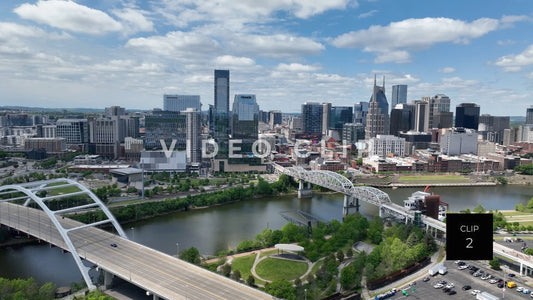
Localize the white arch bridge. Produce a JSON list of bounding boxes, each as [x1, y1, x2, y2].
[[0, 178, 272, 300]]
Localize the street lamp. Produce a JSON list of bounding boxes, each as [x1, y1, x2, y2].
[[502, 265, 508, 299], [176, 242, 180, 256]]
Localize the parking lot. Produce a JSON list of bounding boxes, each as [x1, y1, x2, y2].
[[388, 260, 532, 300]]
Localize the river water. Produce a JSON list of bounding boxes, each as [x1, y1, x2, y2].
[[0, 185, 531, 286]]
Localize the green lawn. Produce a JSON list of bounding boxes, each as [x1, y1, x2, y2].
[[397, 175, 470, 183], [231, 254, 256, 281], [502, 211, 532, 216], [255, 258, 308, 281], [46, 182, 82, 195]]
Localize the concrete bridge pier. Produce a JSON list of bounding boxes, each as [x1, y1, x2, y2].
[[343, 195, 359, 216], [297, 180, 312, 198], [103, 270, 114, 290]]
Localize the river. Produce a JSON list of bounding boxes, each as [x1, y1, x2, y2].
[[0, 185, 531, 286]]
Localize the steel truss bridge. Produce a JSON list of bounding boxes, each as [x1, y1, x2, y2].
[[0, 179, 271, 300], [273, 163, 446, 234]]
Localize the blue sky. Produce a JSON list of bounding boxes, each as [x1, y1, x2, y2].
[[1, 0, 532, 115]]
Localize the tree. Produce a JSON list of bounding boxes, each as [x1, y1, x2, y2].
[[525, 248, 533, 256], [367, 217, 384, 244], [179, 247, 201, 265], [231, 269, 241, 282], [220, 264, 232, 277], [473, 204, 486, 214], [246, 275, 255, 286], [346, 248, 353, 259], [336, 250, 345, 262], [265, 280, 296, 300], [489, 258, 501, 270]]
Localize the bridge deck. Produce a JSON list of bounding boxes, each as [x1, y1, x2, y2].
[[0, 202, 272, 300]]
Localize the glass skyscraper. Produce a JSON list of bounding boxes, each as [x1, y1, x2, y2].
[[329, 106, 353, 130], [391, 85, 407, 112], [301, 102, 323, 134], [455, 103, 480, 130], [214, 70, 230, 158]]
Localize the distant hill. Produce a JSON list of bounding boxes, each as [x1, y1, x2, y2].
[[0, 106, 146, 113]]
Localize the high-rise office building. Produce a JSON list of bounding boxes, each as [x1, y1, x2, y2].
[[322, 102, 332, 135], [232, 95, 260, 164], [368, 76, 389, 118], [365, 76, 389, 139], [164, 95, 201, 112], [414, 100, 430, 132], [105, 106, 126, 116], [424, 94, 452, 129], [391, 85, 408, 111], [184, 108, 202, 164], [89, 117, 124, 158], [353, 101, 369, 126], [390, 103, 415, 136], [526, 106, 533, 125], [144, 111, 186, 151], [329, 106, 353, 130], [342, 123, 365, 144], [269, 110, 282, 128], [302, 102, 323, 134], [56, 119, 89, 146], [478, 114, 510, 144], [455, 103, 480, 130], [214, 70, 230, 158]]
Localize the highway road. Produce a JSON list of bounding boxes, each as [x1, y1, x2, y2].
[[0, 202, 273, 300]]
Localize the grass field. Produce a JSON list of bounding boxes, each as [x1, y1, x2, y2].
[[310, 259, 324, 275], [231, 254, 256, 281], [397, 175, 470, 183], [255, 258, 308, 281], [259, 250, 277, 258], [46, 182, 82, 196], [501, 211, 531, 217]]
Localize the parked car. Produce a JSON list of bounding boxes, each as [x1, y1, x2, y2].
[[471, 290, 481, 295], [423, 276, 430, 282], [448, 290, 456, 295], [462, 285, 471, 291]]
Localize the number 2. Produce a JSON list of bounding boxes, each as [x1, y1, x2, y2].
[[466, 238, 473, 248]]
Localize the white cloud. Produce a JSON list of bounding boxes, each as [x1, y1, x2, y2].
[[375, 50, 410, 64], [358, 10, 378, 19], [276, 63, 321, 72], [493, 44, 533, 72], [14, 0, 122, 35], [439, 67, 456, 74], [500, 15, 532, 28], [331, 17, 500, 63], [214, 55, 255, 67], [155, 0, 353, 28], [497, 40, 516, 46], [229, 33, 325, 58], [112, 8, 154, 35], [125, 31, 220, 57]]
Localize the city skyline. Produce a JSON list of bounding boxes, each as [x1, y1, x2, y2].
[[1, 1, 533, 115]]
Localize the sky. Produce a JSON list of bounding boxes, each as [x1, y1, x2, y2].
[[1, 0, 533, 116]]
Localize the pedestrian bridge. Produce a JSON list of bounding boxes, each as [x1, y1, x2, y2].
[[0, 179, 271, 300]]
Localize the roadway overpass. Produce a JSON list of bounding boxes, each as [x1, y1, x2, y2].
[[0, 179, 272, 300]]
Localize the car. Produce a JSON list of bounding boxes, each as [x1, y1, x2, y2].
[[458, 265, 468, 270], [531, 293, 533, 298], [498, 283, 504, 288], [471, 290, 481, 295], [445, 283, 454, 289], [438, 280, 447, 285], [462, 285, 471, 291], [517, 287, 524, 292], [423, 276, 430, 282], [110, 243, 117, 248], [458, 261, 466, 266], [508, 273, 516, 277], [454, 260, 462, 264], [443, 287, 450, 293], [448, 290, 456, 295], [434, 283, 444, 289], [523, 288, 531, 294], [489, 279, 498, 284], [508, 282, 517, 288]]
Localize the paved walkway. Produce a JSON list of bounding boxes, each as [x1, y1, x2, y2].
[[251, 252, 313, 283]]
